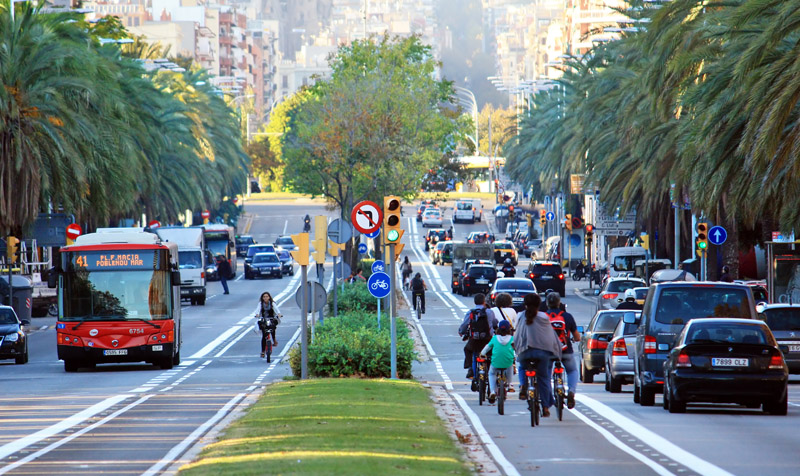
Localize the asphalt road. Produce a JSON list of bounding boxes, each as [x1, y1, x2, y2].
[[2, 199, 800, 476]]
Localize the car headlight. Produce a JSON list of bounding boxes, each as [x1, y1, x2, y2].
[[6, 331, 21, 342]]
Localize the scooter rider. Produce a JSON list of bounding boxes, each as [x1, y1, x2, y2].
[[615, 289, 643, 310], [501, 258, 516, 277]]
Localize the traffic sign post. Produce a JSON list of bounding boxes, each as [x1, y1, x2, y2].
[[351, 201, 383, 235], [368, 271, 391, 332], [358, 243, 368, 254], [371, 260, 385, 274], [709, 226, 727, 245], [546, 211, 555, 221], [65, 223, 82, 243]]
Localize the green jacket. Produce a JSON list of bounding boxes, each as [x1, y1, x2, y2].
[[481, 335, 515, 369]]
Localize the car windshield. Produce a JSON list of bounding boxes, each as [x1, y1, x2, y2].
[[496, 279, 534, 290], [178, 251, 202, 269], [248, 246, 273, 257], [276, 238, 294, 246], [277, 250, 291, 260], [425, 210, 440, 217], [253, 254, 279, 264], [594, 312, 624, 332], [751, 287, 768, 301], [469, 266, 496, 278], [436, 242, 446, 250], [443, 244, 453, 252], [635, 288, 648, 299], [607, 280, 645, 293], [457, 202, 472, 210], [533, 264, 561, 274], [613, 255, 644, 272], [494, 242, 512, 250], [0, 308, 18, 324], [237, 236, 254, 245], [62, 269, 171, 321], [764, 308, 800, 331], [655, 287, 751, 324], [687, 323, 771, 345]]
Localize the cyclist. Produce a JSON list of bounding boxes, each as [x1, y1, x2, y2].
[[459, 293, 499, 385], [480, 320, 515, 404], [410, 272, 427, 315], [500, 258, 516, 277], [514, 293, 562, 416], [544, 292, 580, 409], [253, 292, 282, 361]]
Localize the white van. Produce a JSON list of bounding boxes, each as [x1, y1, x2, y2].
[[155, 227, 207, 305], [607, 246, 648, 278], [454, 199, 483, 224]]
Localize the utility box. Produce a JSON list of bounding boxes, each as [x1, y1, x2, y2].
[[0, 275, 33, 322]]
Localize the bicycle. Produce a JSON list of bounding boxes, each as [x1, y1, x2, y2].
[[476, 355, 490, 405], [496, 367, 510, 415], [524, 358, 542, 427], [415, 294, 422, 320], [552, 359, 566, 421]]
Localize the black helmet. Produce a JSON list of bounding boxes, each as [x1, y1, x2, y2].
[[546, 292, 561, 309]]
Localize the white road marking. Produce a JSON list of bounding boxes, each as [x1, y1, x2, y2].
[[188, 326, 242, 359], [0, 394, 132, 461], [576, 394, 735, 476], [451, 393, 521, 476], [282, 220, 288, 235]]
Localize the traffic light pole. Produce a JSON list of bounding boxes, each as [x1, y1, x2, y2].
[[300, 264, 308, 379], [389, 242, 397, 380]]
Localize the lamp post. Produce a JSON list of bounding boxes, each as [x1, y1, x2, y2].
[[454, 86, 478, 153]]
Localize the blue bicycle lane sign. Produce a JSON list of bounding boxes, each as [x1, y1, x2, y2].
[[367, 272, 391, 299]]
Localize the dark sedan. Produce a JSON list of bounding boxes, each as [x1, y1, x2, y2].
[[277, 250, 294, 275], [246, 252, 283, 279], [662, 318, 787, 414], [0, 306, 28, 364], [527, 261, 566, 297], [579, 310, 626, 383], [758, 303, 800, 373], [488, 278, 537, 312]]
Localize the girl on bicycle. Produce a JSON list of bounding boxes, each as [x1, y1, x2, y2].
[[480, 320, 515, 404], [253, 292, 282, 360], [513, 293, 562, 416]]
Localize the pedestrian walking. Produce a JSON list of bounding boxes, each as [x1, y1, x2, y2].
[[216, 255, 232, 294]]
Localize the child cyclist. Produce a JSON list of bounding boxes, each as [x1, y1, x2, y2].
[[480, 320, 515, 404]]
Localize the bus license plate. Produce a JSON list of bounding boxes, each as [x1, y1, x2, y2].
[[103, 349, 128, 356], [712, 357, 748, 367], [152, 345, 163, 351]]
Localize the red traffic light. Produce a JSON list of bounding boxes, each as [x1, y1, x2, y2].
[[508, 205, 514, 212], [585, 224, 594, 233], [540, 209, 546, 217]]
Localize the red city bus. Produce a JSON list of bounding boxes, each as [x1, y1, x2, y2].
[[202, 224, 237, 278], [55, 230, 182, 372]]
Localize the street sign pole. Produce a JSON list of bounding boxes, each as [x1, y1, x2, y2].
[[390, 242, 397, 379], [377, 297, 381, 331], [317, 263, 324, 325], [310, 276, 315, 343], [300, 265, 308, 379], [332, 254, 338, 317]]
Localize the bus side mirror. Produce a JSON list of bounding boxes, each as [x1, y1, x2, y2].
[[172, 271, 182, 286]]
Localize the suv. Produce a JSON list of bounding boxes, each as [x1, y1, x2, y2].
[[757, 303, 800, 373], [526, 261, 565, 297], [597, 277, 647, 311], [235, 235, 255, 257], [453, 258, 492, 293], [461, 264, 497, 296], [633, 282, 756, 406]]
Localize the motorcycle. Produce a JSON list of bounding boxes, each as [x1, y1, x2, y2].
[[571, 264, 587, 281]]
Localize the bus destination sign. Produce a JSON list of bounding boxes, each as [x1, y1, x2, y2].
[[71, 251, 158, 270]]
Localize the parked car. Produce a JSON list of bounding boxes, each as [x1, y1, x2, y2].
[[245, 244, 276, 277], [235, 235, 255, 257], [493, 241, 518, 266], [461, 264, 497, 296], [424, 228, 448, 251], [246, 252, 283, 279], [276, 249, 294, 275], [526, 261, 566, 297], [488, 278, 537, 312], [604, 312, 641, 392], [596, 277, 648, 311], [633, 282, 757, 406], [579, 310, 627, 383], [662, 318, 787, 414], [273, 235, 297, 251], [758, 303, 800, 373], [0, 305, 28, 364], [422, 208, 443, 228], [431, 241, 447, 264]]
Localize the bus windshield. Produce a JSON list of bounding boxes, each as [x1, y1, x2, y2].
[[207, 240, 228, 257], [62, 269, 172, 321]]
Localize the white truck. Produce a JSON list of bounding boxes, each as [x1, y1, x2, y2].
[[453, 199, 483, 224], [155, 227, 207, 305]]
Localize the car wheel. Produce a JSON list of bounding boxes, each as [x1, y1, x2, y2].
[[640, 387, 656, 407], [604, 371, 610, 391], [662, 383, 669, 410], [608, 373, 622, 393], [667, 384, 686, 413], [197, 296, 206, 306], [764, 394, 788, 415], [580, 361, 594, 384], [15, 347, 27, 365], [633, 379, 641, 404]]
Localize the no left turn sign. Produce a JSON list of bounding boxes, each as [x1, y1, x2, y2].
[[351, 201, 383, 235]]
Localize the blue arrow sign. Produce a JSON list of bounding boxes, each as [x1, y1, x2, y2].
[[708, 225, 727, 245], [371, 260, 385, 274], [357, 243, 368, 254], [367, 271, 391, 298], [364, 228, 380, 239], [546, 211, 555, 222]]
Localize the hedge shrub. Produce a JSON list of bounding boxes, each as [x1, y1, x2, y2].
[[328, 281, 378, 313], [289, 309, 416, 379]]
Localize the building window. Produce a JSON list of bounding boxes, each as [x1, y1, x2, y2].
[[282, 75, 288, 88]]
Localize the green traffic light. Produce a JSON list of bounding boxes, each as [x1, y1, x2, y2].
[[698, 241, 707, 249], [387, 229, 399, 242]]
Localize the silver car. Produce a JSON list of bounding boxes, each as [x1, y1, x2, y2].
[[596, 277, 647, 311], [604, 312, 640, 393]]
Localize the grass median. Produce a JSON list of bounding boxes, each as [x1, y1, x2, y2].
[[179, 379, 472, 476]]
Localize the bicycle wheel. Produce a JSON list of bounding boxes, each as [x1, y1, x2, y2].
[[478, 371, 486, 405], [415, 296, 422, 320], [533, 383, 540, 427], [497, 378, 505, 415], [556, 389, 564, 421]]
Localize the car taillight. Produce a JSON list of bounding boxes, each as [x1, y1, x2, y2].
[[769, 354, 785, 370], [490, 293, 497, 301], [602, 293, 619, 300], [200, 272, 205, 279], [529, 273, 537, 279], [453, 281, 459, 286], [644, 335, 657, 354], [558, 274, 564, 280], [676, 352, 691, 368], [612, 340, 627, 356], [588, 338, 608, 350]]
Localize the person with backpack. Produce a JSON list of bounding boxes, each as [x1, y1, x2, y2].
[[401, 257, 413, 289], [410, 272, 427, 316], [544, 292, 580, 409], [459, 293, 499, 386], [514, 293, 562, 415], [252, 292, 282, 361], [480, 320, 515, 404]]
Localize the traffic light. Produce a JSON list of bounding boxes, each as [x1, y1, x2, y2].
[[585, 224, 594, 242], [508, 204, 515, 222], [696, 222, 708, 252], [7, 237, 19, 264], [311, 216, 327, 263], [290, 233, 310, 266], [565, 214, 573, 232], [540, 209, 546, 229], [640, 233, 650, 251], [383, 196, 403, 244]]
